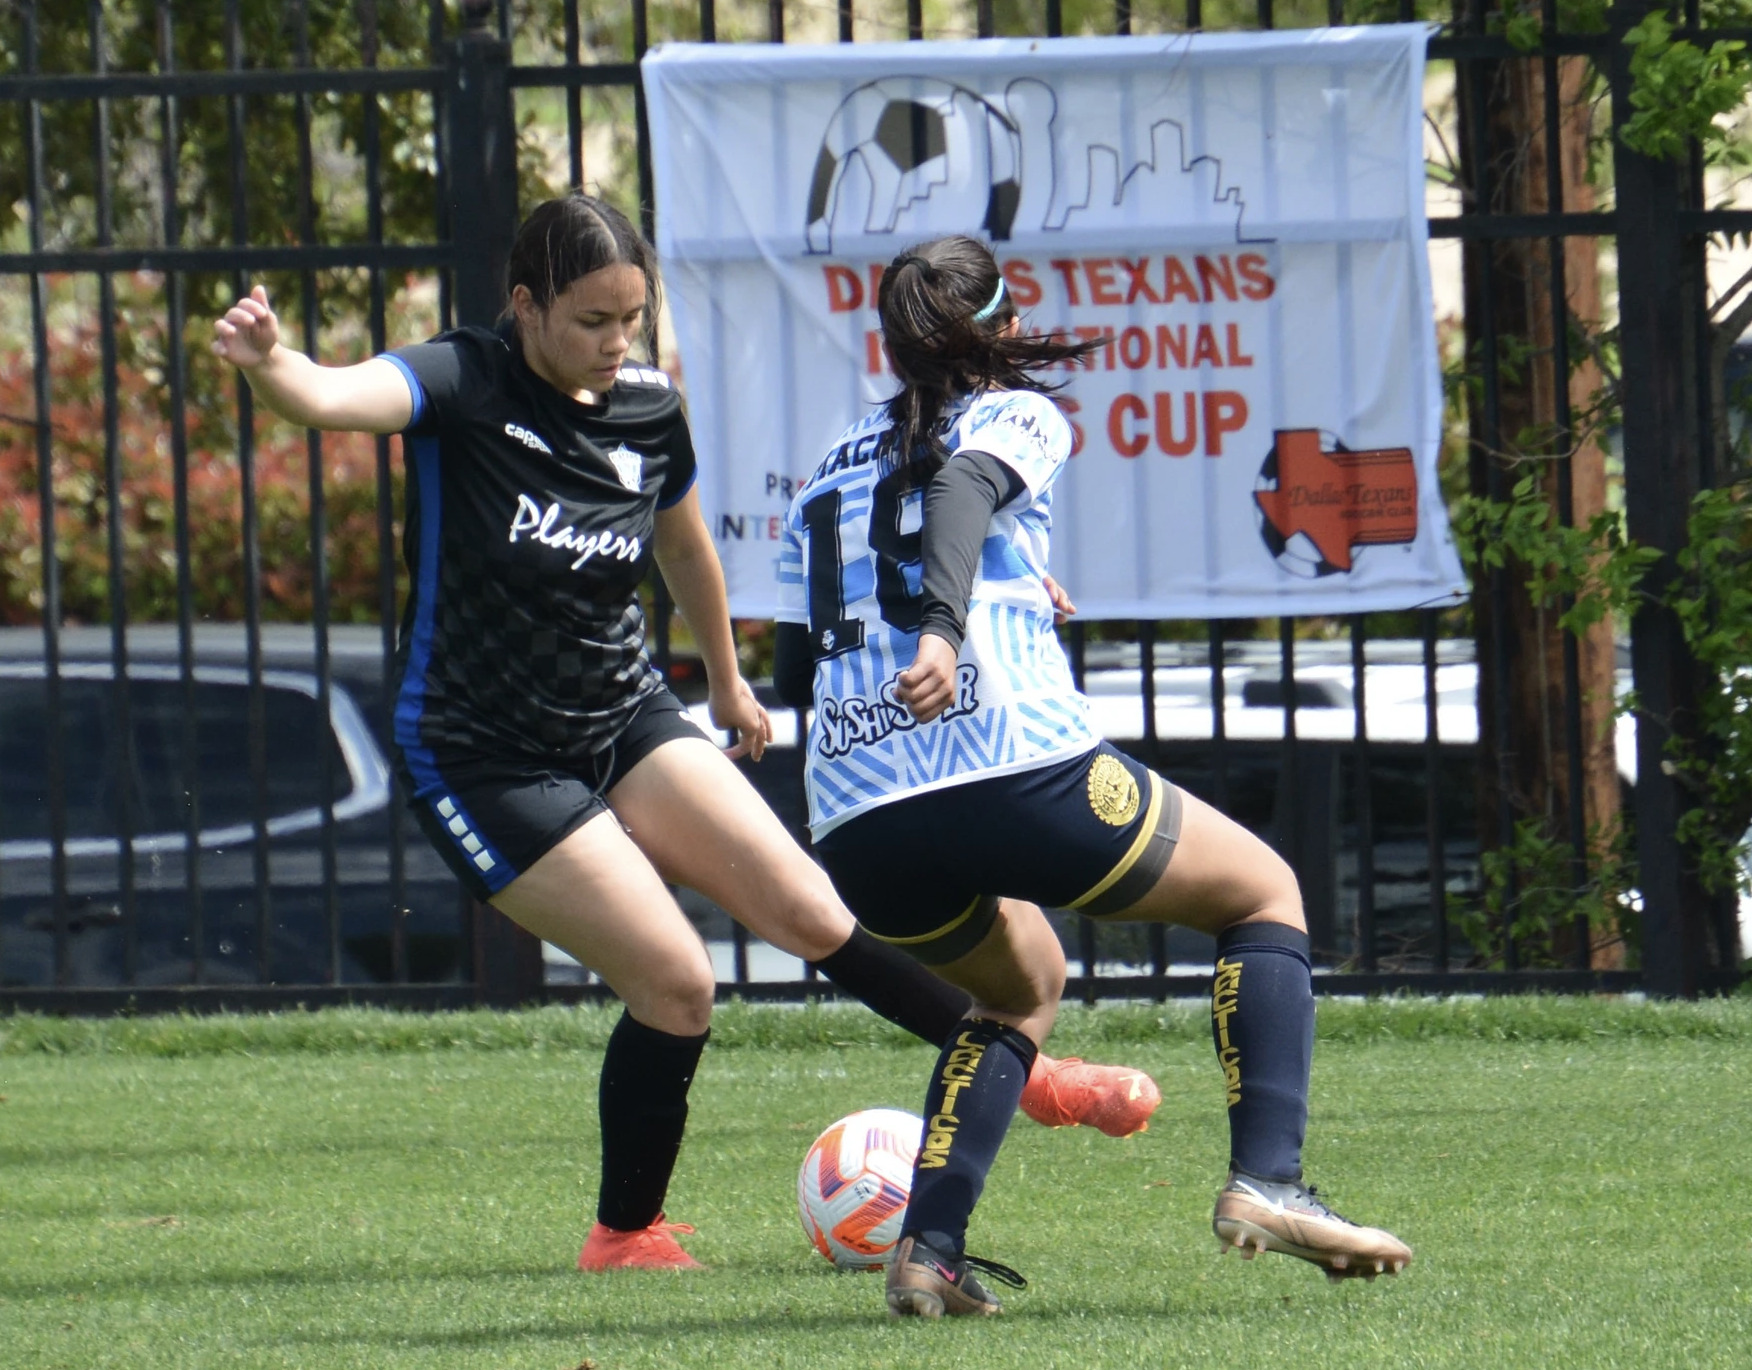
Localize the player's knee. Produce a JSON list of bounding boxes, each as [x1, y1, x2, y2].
[[772, 885, 858, 963], [1260, 849, 1306, 931], [1232, 847, 1305, 934], [627, 960, 716, 1037], [1034, 944, 1067, 1009], [1002, 925, 1066, 1018]]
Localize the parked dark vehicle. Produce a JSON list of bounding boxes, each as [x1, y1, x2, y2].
[[7, 627, 1735, 993], [0, 626, 463, 988]]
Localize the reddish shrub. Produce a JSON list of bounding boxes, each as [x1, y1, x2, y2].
[[0, 275, 405, 626]]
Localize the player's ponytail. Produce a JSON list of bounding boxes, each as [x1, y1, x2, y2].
[[877, 234, 1099, 485], [503, 193, 661, 343]]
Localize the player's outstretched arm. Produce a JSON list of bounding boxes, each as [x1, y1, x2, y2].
[[212, 285, 412, 435], [654, 487, 772, 762]]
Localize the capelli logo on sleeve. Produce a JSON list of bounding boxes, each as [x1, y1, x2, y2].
[[504, 422, 554, 455]]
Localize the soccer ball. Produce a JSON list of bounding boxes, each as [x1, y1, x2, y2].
[[796, 1108, 922, 1270]]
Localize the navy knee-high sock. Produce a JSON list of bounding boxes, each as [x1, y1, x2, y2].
[[1211, 921, 1313, 1183], [596, 1009, 709, 1231], [901, 1018, 1039, 1258]]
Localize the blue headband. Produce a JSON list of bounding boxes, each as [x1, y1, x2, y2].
[[972, 276, 1007, 322]]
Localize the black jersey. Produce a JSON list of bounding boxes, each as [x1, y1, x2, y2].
[[380, 323, 696, 770]]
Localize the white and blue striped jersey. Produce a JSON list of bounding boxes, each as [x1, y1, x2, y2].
[[777, 388, 1097, 838]]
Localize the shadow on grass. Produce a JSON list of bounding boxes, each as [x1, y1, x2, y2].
[[0, 1129, 565, 1170], [243, 1294, 1269, 1351], [0, 1193, 261, 1222], [0, 1256, 580, 1301]]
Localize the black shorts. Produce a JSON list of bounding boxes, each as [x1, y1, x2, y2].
[[396, 686, 709, 901], [813, 743, 1184, 964]]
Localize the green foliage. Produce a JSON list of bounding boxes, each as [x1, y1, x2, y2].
[[1487, 2, 1539, 53], [1492, 0, 1613, 51], [1667, 481, 1752, 896], [1457, 815, 1637, 968], [1450, 471, 1659, 636], [1453, 470, 1752, 916], [0, 1, 438, 259], [1620, 11, 1752, 164], [0, 274, 406, 625]]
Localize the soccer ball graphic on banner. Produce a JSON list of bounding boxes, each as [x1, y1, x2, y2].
[[804, 78, 1022, 254], [796, 1108, 923, 1269]]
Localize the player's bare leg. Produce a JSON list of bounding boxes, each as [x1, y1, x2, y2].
[[607, 736, 1158, 1134], [492, 814, 711, 1270], [1110, 786, 1412, 1280]]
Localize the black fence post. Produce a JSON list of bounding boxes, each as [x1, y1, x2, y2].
[[472, 901, 546, 1009], [447, 0, 518, 330], [1609, 0, 1713, 998], [446, 0, 543, 1006]]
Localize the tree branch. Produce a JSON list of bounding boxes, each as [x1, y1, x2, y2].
[[1708, 262, 1752, 323]]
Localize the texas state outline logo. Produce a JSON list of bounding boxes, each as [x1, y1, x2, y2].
[[1252, 429, 1418, 579]]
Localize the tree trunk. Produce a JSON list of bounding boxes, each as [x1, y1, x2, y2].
[[1461, 51, 1626, 968]]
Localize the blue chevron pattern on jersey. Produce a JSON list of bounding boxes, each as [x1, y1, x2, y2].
[[778, 388, 1097, 836]]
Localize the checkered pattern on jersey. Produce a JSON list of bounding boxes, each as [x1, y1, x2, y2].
[[415, 540, 654, 760]]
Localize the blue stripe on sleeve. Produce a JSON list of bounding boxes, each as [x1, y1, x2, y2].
[[657, 466, 697, 510], [377, 352, 426, 429]]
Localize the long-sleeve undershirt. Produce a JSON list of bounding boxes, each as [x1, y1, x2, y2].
[[772, 450, 1024, 709]]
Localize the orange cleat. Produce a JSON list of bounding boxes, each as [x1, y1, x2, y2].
[[576, 1214, 704, 1271], [1019, 1053, 1161, 1137]]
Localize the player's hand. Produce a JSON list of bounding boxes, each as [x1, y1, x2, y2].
[[709, 676, 772, 762], [211, 285, 281, 369], [1043, 574, 1077, 625], [896, 632, 959, 724]]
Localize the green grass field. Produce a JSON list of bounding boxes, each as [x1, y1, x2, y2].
[[4, 997, 1750, 1369]]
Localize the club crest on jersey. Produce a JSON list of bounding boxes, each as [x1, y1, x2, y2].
[[605, 444, 644, 492], [504, 422, 553, 455], [815, 664, 980, 759]]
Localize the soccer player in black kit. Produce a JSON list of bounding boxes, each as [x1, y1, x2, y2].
[[211, 193, 1159, 1271]]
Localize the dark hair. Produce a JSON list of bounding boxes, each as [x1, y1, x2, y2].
[[503, 193, 660, 341], [876, 234, 1100, 483]]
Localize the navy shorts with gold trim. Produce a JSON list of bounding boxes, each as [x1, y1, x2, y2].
[[813, 743, 1183, 965]]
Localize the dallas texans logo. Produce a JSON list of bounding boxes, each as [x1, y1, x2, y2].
[[1252, 429, 1418, 577]]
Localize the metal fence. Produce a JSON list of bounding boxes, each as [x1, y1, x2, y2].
[[0, 0, 1745, 1012]]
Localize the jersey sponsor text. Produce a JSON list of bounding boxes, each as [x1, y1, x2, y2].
[[816, 665, 980, 759], [504, 421, 553, 454], [509, 494, 642, 570]]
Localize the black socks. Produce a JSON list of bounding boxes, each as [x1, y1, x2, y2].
[[593, 925, 978, 1233], [595, 1009, 709, 1231], [901, 1017, 1039, 1258], [1211, 921, 1313, 1183], [809, 923, 973, 1047]]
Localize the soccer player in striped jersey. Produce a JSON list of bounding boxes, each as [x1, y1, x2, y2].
[[774, 235, 1411, 1317], [213, 196, 1154, 1277]]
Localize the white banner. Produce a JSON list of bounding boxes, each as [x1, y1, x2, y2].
[[644, 27, 1467, 618]]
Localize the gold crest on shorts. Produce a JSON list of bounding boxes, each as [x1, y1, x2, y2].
[[1086, 753, 1140, 827]]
